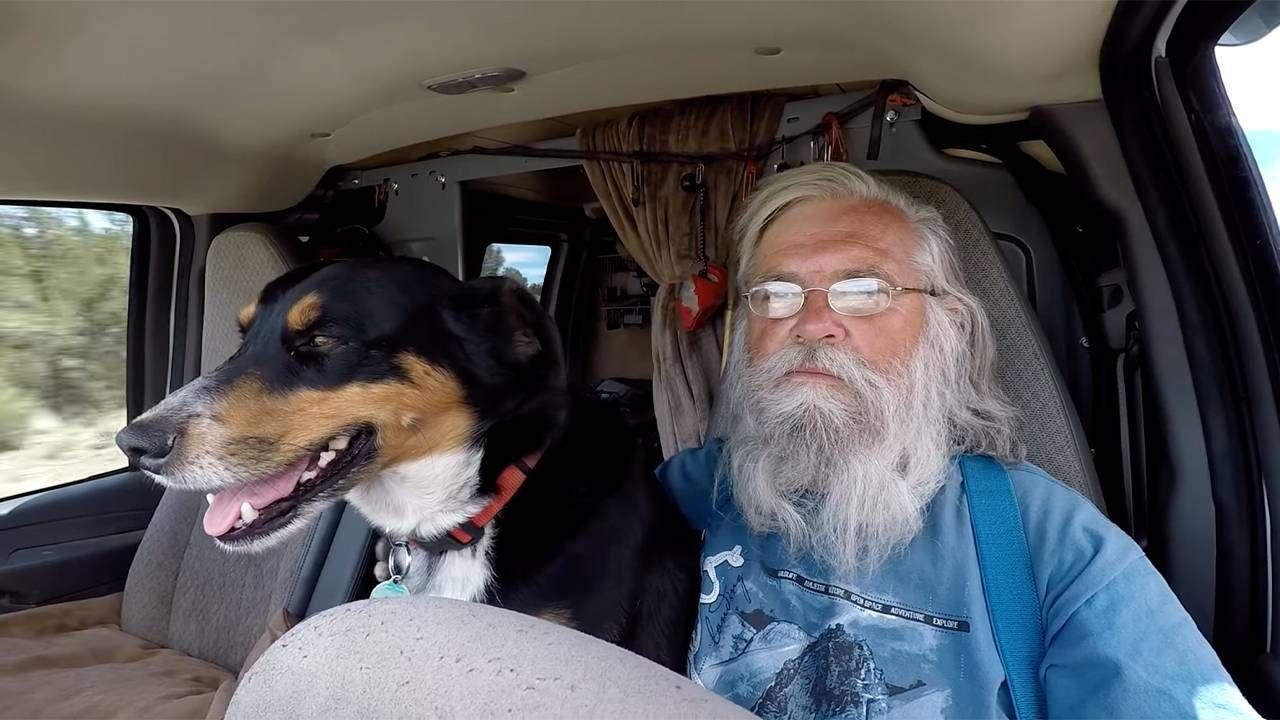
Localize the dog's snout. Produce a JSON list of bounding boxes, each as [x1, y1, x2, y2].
[[116, 419, 179, 473]]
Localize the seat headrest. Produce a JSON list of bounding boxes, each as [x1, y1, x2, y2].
[[201, 222, 298, 372], [879, 172, 1101, 505]]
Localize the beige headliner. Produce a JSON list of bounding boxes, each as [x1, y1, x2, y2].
[[0, 1, 1114, 214]]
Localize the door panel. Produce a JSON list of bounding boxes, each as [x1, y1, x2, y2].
[[0, 470, 162, 612]]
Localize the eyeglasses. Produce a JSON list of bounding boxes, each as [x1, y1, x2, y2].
[[743, 278, 937, 319]]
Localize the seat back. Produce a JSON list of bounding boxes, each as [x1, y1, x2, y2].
[[881, 172, 1103, 504], [120, 224, 342, 671]]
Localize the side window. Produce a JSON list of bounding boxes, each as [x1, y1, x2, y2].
[[1217, 22, 1280, 220], [479, 243, 552, 299], [0, 206, 134, 499]]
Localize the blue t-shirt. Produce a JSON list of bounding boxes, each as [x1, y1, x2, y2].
[[657, 440, 1257, 719]]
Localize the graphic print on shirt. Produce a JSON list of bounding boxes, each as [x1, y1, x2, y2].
[[700, 544, 745, 603], [690, 543, 972, 719]]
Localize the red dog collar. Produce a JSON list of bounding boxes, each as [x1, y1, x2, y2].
[[413, 450, 542, 554]]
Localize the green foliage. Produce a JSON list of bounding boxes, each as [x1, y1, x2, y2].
[[0, 381, 33, 452], [0, 206, 132, 423], [501, 265, 529, 286]]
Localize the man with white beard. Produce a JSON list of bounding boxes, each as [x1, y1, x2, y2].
[[657, 163, 1257, 718]]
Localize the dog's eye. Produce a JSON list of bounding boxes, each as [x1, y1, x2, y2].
[[307, 335, 338, 349]]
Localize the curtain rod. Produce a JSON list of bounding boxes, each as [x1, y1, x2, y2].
[[407, 84, 896, 167]]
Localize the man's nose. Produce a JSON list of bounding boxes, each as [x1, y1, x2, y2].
[[115, 417, 180, 473], [791, 291, 848, 344]]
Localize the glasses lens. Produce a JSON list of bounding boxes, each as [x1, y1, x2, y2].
[[748, 282, 804, 318], [828, 278, 890, 316]]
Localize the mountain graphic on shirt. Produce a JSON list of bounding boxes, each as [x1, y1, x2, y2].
[[703, 611, 759, 667], [752, 623, 892, 720], [701, 619, 815, 707], [700, 577, 763, 669]]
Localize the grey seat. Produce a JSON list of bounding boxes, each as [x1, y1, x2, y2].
[[882, 172, 1103, 505], [229, 597, 751, 719], [122, 224, 348, 672], [0, 224, 353, 720], [712, 171, 1104, 506]]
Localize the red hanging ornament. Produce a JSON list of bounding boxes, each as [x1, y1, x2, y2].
[[677, 262, 728, 332], [677, 164, 727, 331]]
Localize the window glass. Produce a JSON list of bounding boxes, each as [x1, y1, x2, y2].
[[1217, 24, 1280, 221], [0, 206, 133, 499], [479, 243, 552, 298]]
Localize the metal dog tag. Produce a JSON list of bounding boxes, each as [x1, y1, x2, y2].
[[369, 540, 412, 599], [370, 578, 410, 599]]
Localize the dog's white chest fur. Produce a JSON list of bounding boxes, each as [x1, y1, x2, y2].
[[401, 534, 494, 601], [348, 448, 495, 602]]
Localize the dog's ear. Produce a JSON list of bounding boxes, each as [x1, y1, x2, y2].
[[455, 276, 556, 369]]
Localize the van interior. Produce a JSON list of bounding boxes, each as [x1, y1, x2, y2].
[[0, 1, 1277, 716]]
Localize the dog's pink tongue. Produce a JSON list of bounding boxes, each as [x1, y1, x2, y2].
[[202, 457, 309, 537]]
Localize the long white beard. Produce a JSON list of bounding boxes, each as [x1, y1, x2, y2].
[[720, 310, 965, 576]]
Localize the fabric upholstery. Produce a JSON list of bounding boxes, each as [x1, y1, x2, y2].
[[883, 172, 1102, 503], [578, 94, 786, 458], [200, 222, 297, 369], [121, 492, 314, 671], [120, 222, 323, 671], [228, 597, 751, 719], [0, 594, 232, 719]]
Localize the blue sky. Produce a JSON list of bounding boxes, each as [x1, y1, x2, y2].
[[494, 243, 551, 284], [1217, 31, 1280, 222]]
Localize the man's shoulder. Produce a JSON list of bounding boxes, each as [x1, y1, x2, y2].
[[999, 459, 1105, 515], [962, 455, 1128, 554], [962, 455, 1146, 619], [656, 439, 727, 531], [657, 438, 725, 479], [993, 458, 1118, 537], [954, 455, 1111, 535]]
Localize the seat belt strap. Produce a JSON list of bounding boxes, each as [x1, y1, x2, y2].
[[960, 454, 1047, 720]]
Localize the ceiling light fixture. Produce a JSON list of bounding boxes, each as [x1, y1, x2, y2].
[[421, 67, 527, 95], [753, 47, 783, 57]]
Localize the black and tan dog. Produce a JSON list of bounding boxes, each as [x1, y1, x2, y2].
[[115, 257, 698, 670]]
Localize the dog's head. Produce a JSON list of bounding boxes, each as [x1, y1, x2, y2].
[[115, 257, 564, 550]]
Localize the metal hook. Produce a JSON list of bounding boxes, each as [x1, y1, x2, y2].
[[774, 140, 791, 173], [629, 161, 643, 207]]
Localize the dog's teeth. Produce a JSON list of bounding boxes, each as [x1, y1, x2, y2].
[[317, 450, 336, 468], [233, 518, 245, 529], [328, 435, 349, 451], [301, 469, 318, 482], [240, 501, 259, 525], [205, 493, 214, 505]]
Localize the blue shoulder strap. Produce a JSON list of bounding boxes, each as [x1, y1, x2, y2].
[[959, 455, 1047, 720]]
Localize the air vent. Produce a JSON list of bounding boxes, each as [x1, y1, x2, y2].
[[421, 68, 527, 95]]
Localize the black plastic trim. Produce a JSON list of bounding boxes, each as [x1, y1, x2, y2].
[[1104, 0, 1278, 708], [166, 211, 196, 394], [1034, 101, 1218, 633], [1166, 0, 1280, 710]]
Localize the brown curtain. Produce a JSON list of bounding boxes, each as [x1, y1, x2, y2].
[[578, 94, 785, 457]]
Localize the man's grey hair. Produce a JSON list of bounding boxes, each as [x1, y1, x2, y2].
[[728, 162, 1022, 461], [736, 162, 953, 288]]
